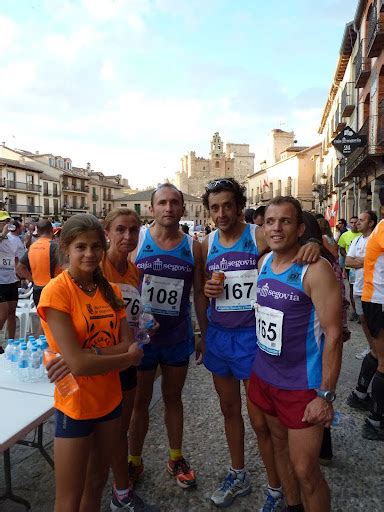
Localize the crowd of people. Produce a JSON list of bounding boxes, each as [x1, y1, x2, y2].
[[0, 177, 383, 512]]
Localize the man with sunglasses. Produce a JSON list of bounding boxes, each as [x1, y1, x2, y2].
[[202, 178, 320, 510]]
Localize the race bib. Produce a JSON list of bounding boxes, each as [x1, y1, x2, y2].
[[141, 274, 184, 316], [215, 269, 258, 311], [118, 283, 142, 327], [0, 252, 15, 272], [255, 304, 284, 356]]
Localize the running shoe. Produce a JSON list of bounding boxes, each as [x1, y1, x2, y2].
[[167, 457, 196, 489], [362, 417, 384, 441], [346, 390, 372, 411], [259, 488, 284, 512], [355, 348, 370, 360], [110, 488, 150, 511], [210, 469, 251, 508], [127, 460, 144, 485]]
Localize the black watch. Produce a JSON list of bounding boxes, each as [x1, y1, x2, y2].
[[316, 389, 336, 403]]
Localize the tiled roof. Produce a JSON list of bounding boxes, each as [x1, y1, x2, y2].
[[40, 172, 60, 182], [0, 157, 43, 173]]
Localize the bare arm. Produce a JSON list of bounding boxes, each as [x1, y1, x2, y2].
[[193, 240, 208, 339], [302, 260, 343, 426], [16, 262, 32, 281], [45, 309, 143, 376], [345, 256, 364, 268]]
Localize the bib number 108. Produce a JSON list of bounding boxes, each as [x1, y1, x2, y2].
[[147, 287, 178, 305]]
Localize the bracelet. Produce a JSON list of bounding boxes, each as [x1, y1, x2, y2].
[[306, 237, 322, 245], [91, 346, 101, 355]]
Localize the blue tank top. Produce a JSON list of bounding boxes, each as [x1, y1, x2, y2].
[[135, 228, 194, 345], [252, 252, 325, 390], [206, 224, 259, 329]]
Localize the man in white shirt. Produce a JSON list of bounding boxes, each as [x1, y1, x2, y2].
[[346, 211, 378, 409]]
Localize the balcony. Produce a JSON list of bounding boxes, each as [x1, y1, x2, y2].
[[52, 190, 60, 197], [345, 116, 384, 178], [367, 6, 384, 58], [43, 189, 51, 196], [63, 184, 88, 193], [334, 162, 346, 187], [8, 204, 42, 214], [332, 105, 346, 136], [355, 41, 370, 88], [1, 180, 41, 193], [341, 82, 355, 118]]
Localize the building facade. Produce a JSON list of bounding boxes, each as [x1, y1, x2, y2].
[[246, 129, 320, 211], [174, 132, 255, 196], [315, 1, 384, 222], [113, 189, 207, 226]]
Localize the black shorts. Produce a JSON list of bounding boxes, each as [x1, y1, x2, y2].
[[33, 286, 44, 307], [0, 282, 18, 303], [362, 301, 384, 338], [119, 366, 137, 391]]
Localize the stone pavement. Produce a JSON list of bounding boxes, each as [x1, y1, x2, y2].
[[1, 318, 384, 512]]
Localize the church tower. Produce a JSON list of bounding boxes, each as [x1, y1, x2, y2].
[[210, 132, 224, 158]]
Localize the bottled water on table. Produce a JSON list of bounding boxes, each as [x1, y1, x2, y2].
[[29, 347, 41, 382], [11, 340, 21, 374], [4, 339, 14, 373], [18, 343, 29, 382], [136, 305, 155, 346]]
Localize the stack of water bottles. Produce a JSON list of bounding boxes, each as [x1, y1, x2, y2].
[[3, 334, 49, 382]]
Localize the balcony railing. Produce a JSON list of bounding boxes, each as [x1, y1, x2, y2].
[[8, 204, 42, 214], [1, 180, 41, 192], [367, 5, 384, 58], [345, 116, 384, 177], [334, 162, 346, 187], [52, 190, 60, 197], [43, 189, 51, 196], [355, 41, 370, 88], [341, 82, 355, 118], [63, 184, 89, 193], [332, 105, 346, 135]]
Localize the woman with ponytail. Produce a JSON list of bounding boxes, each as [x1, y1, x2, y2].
[[37, 213, 143, 512]]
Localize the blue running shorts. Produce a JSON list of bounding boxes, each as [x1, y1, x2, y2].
[[55, 403, 122, 438], [204, 322, 257, 380]]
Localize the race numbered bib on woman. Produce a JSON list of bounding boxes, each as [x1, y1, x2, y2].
[[215, 269, 258, 311], [0, 252, 15, 272], [255, 304, 284, 356], [141, 274, 184, 316], [118, 283, 142, 327]]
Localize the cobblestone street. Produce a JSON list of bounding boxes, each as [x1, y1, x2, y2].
[[1, 316, 384, 511]]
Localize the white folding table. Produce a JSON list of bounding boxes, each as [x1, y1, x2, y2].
[[0, 388, 54, 510]]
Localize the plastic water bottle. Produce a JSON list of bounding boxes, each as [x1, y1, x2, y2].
[[332, 411, 356, 428], [29, 347, 41, 382], [136, 304, 155, 345], [27, 336, 35, 354], [11, 340, 21, 374], [4, 339, 14, 373], [18, 343, 30, 382], [43, 349, 79, 397]]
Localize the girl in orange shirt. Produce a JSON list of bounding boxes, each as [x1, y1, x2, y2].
[[38, 213, 143, 512], [101, 208, 147, 509]]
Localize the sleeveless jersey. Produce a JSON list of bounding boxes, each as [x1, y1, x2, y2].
[[101, 255, 141, 328], [135, 228, 194, 345], [206, 223, 259, 329], [252, 252, 324, 390]]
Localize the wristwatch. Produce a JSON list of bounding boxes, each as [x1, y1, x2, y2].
[[316, 389, 336, 403], [91, 346, 101, 355]]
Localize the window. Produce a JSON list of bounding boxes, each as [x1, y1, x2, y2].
[[7, 171, 15, 186], [53, 183, 58, 196], [43, 182, 49, 195], [53, 199, 59, 214], [8, 194, 16, 207], [73, 196, 78, 208], [215, 161, 219, 168], [49, 158, 55, 167], [93, 204, 96, 215], [134, 204, 141, 216], [44, 198, 49, 215]]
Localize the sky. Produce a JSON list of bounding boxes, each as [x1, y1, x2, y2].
[[1, 0, 359, 189]]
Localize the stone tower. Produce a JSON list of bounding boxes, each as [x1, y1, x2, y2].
[[210, 132, 224, 158]]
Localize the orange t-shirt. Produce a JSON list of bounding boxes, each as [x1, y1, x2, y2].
[[101, 254, 141, 327], [38, 271, 126, 420], [28, 237, 61, 286]]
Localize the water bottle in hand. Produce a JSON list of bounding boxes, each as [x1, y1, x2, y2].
[[136, 304, 155, 346], [43, 349, 79, 397]]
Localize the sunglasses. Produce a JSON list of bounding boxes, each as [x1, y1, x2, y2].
[[205, 179, 235, 191]]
